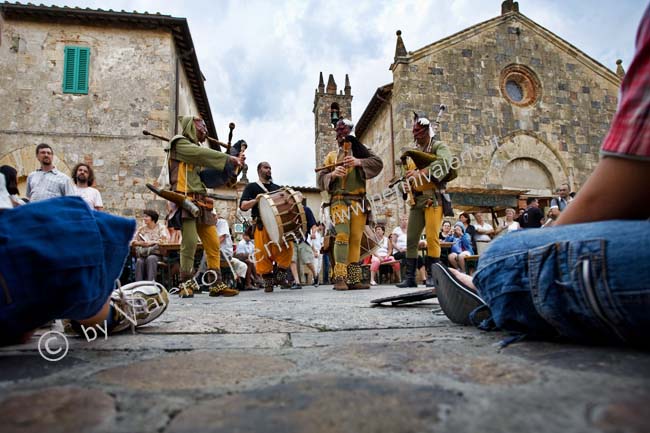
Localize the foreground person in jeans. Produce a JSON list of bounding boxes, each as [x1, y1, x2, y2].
[[432, 5, 650, 347]]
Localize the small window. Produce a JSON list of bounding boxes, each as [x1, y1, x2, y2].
[[505, 80, 524, 102], [63, 46, 90, 94]]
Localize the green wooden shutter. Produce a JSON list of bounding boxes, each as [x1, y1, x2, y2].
[[63, 47, 77, 93], [62, 46, 90, 94], [76, 47, 90, 93]]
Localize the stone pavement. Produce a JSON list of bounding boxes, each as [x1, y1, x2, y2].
[[1, 284, 649, 433]]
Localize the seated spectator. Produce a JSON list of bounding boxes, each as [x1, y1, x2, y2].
[[458, 212, 477, 253], [429, 5, 650, 348], [391, 216, 408, 261], [216, 216, 248, 291], [439, 220, 452, 240], [236, 228, 262, 290], [132, 210, 168, 282], [370, 225, 400, 286], [494, 208, 520, 235], [0, 165, 27, 207], [515, 208, 526, 223], [445, 222, 474, 273], [0, 194, 168, 346]]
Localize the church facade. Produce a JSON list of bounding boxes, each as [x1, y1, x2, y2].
[[313, 1, 623, 226]]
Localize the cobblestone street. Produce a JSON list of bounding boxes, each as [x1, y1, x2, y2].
[[1, 284, 648, 433]]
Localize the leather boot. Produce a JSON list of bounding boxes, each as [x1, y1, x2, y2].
[[425, 256, 439, 288], [207, 269, 239, 297], [275, 268, 291, 289], [347, 263, 369, 290], [178, 272, 198, 298], [396, 258, 418, 288], [332, 263, 348, 291], [262, 273, 275, 292]]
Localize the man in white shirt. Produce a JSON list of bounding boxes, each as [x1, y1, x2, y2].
[[72, 163, 103, 211], [26, 144, 75, 202]]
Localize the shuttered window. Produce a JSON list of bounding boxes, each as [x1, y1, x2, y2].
[[62, 46, 90, 94]]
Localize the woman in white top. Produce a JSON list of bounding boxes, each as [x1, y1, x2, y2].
[[495, 208, 521, 235], [370, 226, 400, 286]]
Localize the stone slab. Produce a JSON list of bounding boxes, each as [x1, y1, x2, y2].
[[93, 351, 295, 390], [0, 386, 116, 433], [166, 376, 464, 433]]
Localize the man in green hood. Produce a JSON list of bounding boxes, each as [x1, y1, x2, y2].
[[168, 116, 244, 298]]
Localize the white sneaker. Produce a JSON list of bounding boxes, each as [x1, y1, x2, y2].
[[110, 281, 169, 333], [370, 280, 377, 286]]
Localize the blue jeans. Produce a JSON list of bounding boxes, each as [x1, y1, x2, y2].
[[473, 220, 650, 346], [0, 197, 135, 342]]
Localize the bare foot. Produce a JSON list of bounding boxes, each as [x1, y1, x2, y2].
[[448, 267, 478, 292]]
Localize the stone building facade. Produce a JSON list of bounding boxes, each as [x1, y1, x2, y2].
[[0, 4, 219, 218], [315, 1, 622, 227]]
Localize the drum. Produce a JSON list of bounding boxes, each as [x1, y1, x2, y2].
[[258, 187, 307, 244]]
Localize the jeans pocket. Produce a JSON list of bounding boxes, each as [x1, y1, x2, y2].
[[528, 239, 624, 343]]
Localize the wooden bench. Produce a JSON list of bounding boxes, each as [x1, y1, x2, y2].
[[379, 260, 400, 284], [464, 255, 480, 275]]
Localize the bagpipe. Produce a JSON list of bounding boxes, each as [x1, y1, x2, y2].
[[142, 122, 246, 189]]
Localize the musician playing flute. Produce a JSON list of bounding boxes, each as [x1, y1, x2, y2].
[[396, 113, 453, 288], [318, 119, 383, 290], [170, 116, 243, 298]]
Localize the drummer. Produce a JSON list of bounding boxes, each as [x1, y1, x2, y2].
[[239, 161, 294, 292], [317, 119, 383, 290]]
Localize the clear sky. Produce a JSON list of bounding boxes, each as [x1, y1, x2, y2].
[[39, 0, 648, 186]]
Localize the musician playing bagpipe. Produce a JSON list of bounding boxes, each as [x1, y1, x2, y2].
[[396, 112, 455, 288], [168, 116, 244, 298], [317, 119, 383, 290]]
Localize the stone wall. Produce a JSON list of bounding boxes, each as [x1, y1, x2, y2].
[[0, 19, 186, 217]]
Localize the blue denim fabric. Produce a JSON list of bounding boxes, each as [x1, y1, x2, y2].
[[473, 220, 650, 346], [0, 197, 135, 340]]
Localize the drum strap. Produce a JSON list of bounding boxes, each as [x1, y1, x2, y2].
[[256, 181, 270, 193]]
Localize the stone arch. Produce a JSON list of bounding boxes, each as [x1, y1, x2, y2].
[[484, 131, 568, 196], [0, 146, 72, 196]]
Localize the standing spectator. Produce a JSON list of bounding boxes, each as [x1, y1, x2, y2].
[[26, 143, 75, 202], [519, 197, 544, 229], [494, 208, 521, 235], [308, 224, 324, 284], [0, 165, 26, 207], [549, 183, 571, 219], [132, 210, 168, 282], [289, 198, 318, 289], [72, 163, 103, 210], [319, 222, 331, 284], [473, 213, 494, 254]]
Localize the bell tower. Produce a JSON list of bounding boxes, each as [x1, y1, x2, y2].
[[313, 72, 353, 178]]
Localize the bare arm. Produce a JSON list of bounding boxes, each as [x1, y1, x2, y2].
[[240, 198, 258, 212], [556, 157, 650, 225]]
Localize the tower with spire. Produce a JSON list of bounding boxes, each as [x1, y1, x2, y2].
[[313, 73, 353, 179]]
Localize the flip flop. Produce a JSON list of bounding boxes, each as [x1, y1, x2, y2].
[[430, 263, 489, 326]]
